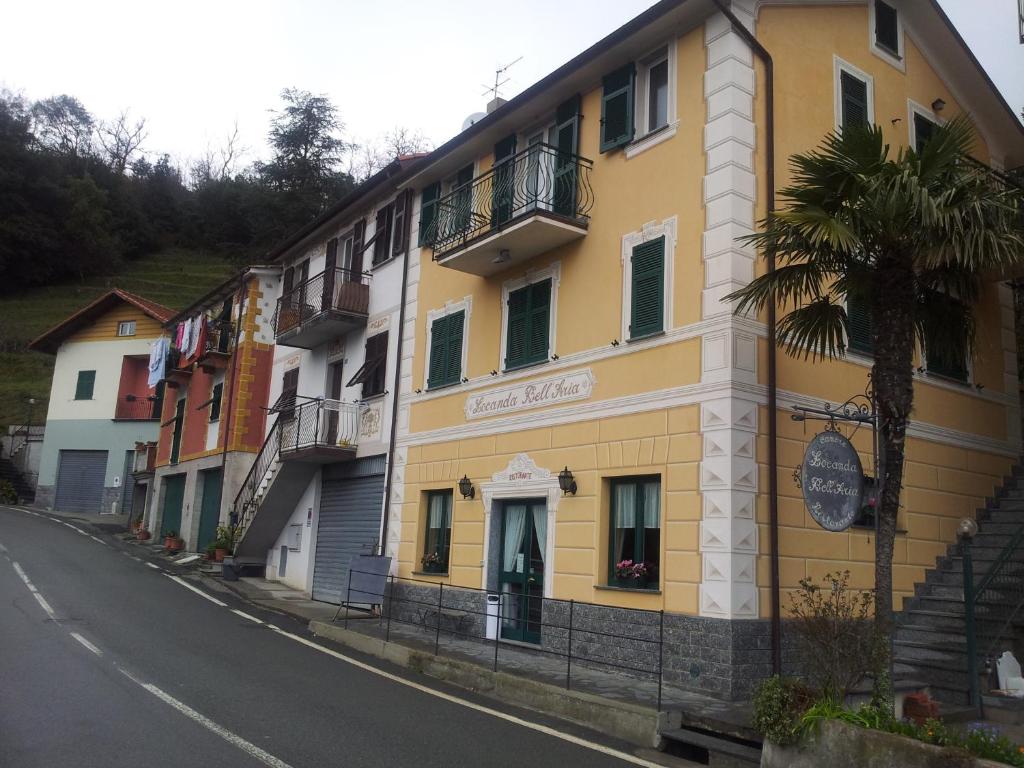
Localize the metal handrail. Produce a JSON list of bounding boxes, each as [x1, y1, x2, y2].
[[232, 413, 282, 537], [279, 398, 360, 453], [273, 267, 370, 337], [424, 142, 595, 260]]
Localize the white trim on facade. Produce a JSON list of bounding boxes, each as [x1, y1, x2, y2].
[[867, 0, 906, 72], [833, 55, 876, 132], [625, 37, 679, 160], [620, 216, 678, 342], [498, 261, 561, 372], [907, 98, 943, 149], [423, 295, 473, 391]]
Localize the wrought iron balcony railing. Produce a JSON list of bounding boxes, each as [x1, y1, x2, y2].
[[424, 143, 594, 261], [273, 267, 370, 339], [279, 398, 360, 457]]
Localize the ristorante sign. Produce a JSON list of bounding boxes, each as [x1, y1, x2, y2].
[[465, 369, 595, 420], [799, 431, 864, 532]]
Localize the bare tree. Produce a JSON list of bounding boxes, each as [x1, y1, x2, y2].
[[189, 122, 246, 187], [97, 110, 147, 174], [349, 126, 433, 181], [30, 95, 94, 156]]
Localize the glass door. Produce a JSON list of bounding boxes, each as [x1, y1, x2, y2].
[[499, 500, 547, 644]]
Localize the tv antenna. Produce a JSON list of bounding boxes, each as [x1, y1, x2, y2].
[[482, 56, 523, 101]]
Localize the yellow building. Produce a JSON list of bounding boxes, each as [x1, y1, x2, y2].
[[387, 0, 1024, 700]]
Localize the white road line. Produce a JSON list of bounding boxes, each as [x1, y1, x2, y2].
[[118, 669, 293, 768], [12, 561, 31, 585], [0, 541, 7, 553], [70, 632, 102, 656], [269, 627, 663, 767], [33, 592, 55, 618], [11, 561, 56, 618], [165, 574, 227, 607], [146, 562, 160, 570], [89, 536, 106, 545], [231, 609, 263, 624]]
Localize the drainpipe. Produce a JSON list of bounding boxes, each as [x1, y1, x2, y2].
[[380, 189, 413, 558], [711, 0, 780, 675], [220, 274, 246, 527]]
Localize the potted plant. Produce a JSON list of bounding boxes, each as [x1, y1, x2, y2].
[[136, 528, 151, 541], [615, 559, 654, 588], [214, 525, 235, 562], [421, 551, 446, 574], [205, 541, 217, 561], [164, 530, 183, 552]]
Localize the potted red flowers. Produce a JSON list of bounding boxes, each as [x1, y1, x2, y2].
[[615, 559, 654, 588]]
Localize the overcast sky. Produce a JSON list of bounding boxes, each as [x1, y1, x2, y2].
[[2, 0, 1021, 169]]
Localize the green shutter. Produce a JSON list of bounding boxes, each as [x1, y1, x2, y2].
[[418, 182, 440, 246], [874, 1, 899, 55], [427, 311, 464, 389], [630, 237, 665, 339], [840, 71, 868, 131], [847, 295, 873, 355], [528, 280, 551, 363], [600, 64, 635, 153], [209, 383, 223, 422], [505, 281, 550, 369], [505, 287, 530, 369], [553, 95, 581, 217], [75, 370, 95, 400]]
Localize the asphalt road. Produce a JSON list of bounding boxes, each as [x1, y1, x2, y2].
[[0, 505, 679, 768]]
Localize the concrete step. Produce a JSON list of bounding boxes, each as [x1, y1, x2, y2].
[[894, 624, 970, 647], [659, 727, 761, 766], [893, 658, 970, 690]]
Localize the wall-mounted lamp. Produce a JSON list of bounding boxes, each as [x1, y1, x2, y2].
[[931, 98, 946, 113], [558, 466, 577, 495], [493, 249, 511, 265], [458, 475, 475, 500]]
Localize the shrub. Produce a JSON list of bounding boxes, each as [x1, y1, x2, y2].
[[0, 479, 16, 504], [788, 570, 882, 700], [752, 675, 816, 746]]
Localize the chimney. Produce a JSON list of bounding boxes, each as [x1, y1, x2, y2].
[[486, 97, 507, 114]]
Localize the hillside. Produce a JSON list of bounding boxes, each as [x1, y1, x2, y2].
[[0, 248, 236, 428]]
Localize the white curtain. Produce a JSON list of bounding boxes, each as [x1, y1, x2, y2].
[[643, 482, 660, 529], [428, 493, 448, 530], [503, 505, 527, 572], [614, 483, 636, 529], [532, 504, 547, 557]]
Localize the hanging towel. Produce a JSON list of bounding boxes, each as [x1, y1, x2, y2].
[[189, 317, 208, 361], [179, 317, 193, 357], [148, 336, 169, 389], [174, 321, 185, 349]]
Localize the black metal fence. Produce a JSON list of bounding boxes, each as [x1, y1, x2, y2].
[[279, 399, 359, 454], [274, 267, 370, 337], [342, 570, 666, 709]]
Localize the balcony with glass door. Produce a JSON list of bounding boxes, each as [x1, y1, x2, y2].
[[273, 268, 370, 349], [424, 143, 594, 276]]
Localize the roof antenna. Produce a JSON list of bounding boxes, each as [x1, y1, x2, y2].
[[481, 56, 523, 103]]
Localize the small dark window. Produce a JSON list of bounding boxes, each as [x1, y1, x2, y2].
[[347, 332, 388, 398], [924, 294, 969, 383], [847, 294, 873, 356], [372, 203, 395, 265], [914, 113, 937, 154], [422, 490, 452, 573], [840, 71, 869, 131], [600, 63, 635, 152], [874, 1, 900, 57], [209, 382, 223, 422], [609, 477, 661, 589], [75, 370, 96, 400]]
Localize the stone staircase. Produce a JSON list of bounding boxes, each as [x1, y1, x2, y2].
[[895, 463, 1024, 705]]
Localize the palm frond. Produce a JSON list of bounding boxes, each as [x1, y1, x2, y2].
[[775, 297, 848, 361]]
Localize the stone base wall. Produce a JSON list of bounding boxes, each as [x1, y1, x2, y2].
[[35, 484, 123, 515], [35, 485, 54, 509]]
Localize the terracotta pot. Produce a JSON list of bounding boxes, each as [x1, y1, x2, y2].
[[215, 548, 227, 562], [136, 530, 151, 541], [165, 536, 183, 552]]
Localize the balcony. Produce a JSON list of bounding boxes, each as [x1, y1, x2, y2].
[[274, 268, 370, 349], [278, 399, 360, 463], [197, 320, 235, 373], [425, 143, 594, 277], [114, 395, 162, 421]]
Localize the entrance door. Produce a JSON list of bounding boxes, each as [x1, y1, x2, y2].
[[499, 500, 547, 644], [54, 450, 107, 513], [161, 474, 186, 538], [325, 361, 344, 445], [196, 468, 222, 551]]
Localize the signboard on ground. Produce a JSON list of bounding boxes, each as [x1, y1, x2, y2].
[[347, 554, 391, 605], [799, 431, 864, 532]]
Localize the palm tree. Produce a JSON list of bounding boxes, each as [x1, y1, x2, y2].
[[729, 117, 1024, 706]]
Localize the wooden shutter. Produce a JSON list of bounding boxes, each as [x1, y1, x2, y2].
[[600, 64, 635, 152], [283, 266, 295, 295], [630, 237, 665, 338], [281, 368, 299, 419], [446, 311, 464, 384], [419, 182, 440, 246], [492, 135, 517, 227], [553, 95, 582, 216], [392, 190, 411, 257], [373, 206, 389, 265], [323, 238, 338, 312], [209, 382, 223, 422], [840, 71, 868, 131], [875, 1, 899, 54], [528, 280, 551, 362], [505, 287, 530, 368], [847, 294, 873, 355], [352, 219, 365, 275], [427, 314, 450, 389]]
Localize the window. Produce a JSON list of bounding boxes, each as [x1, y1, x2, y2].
[[275, 368, 299, 420], [117, 320, 136, 337], [629, 236, 665, 339], [427, 310, 465, 390], [840, 70, 870, 131], [208, 382, 223, 422], [847, 294, 873, 355], [924, 292, 969, 383], [913, 112, 937, 154], [373, 203, 395, 265], [642, 49, 669, 134], [419, 183, 440, 246], [609, 477, 660, 589], [874, 1, 900, 57], [347, 331, 388, 398], [422, 490, 452, 573], [600, 63, 635, 152], [504, 279, 551, 370], [75, 370, 96, 400]]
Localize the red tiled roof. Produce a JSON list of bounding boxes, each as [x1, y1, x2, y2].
[[28, 289, 175, 354]]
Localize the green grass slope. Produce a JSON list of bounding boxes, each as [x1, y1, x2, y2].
[[0, 248, 236, 428]]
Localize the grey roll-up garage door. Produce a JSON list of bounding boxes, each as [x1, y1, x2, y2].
[[55, 450, 107, 513], [312, 457, 385, 604]]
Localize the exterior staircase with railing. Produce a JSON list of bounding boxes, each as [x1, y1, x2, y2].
[[894, 462, 1024, 705]]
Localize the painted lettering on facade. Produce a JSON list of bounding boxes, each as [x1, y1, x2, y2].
[[464, 370, 595, 420]]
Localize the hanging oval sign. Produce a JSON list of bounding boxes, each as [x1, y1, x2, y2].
[[800, 431, 864, 532]]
